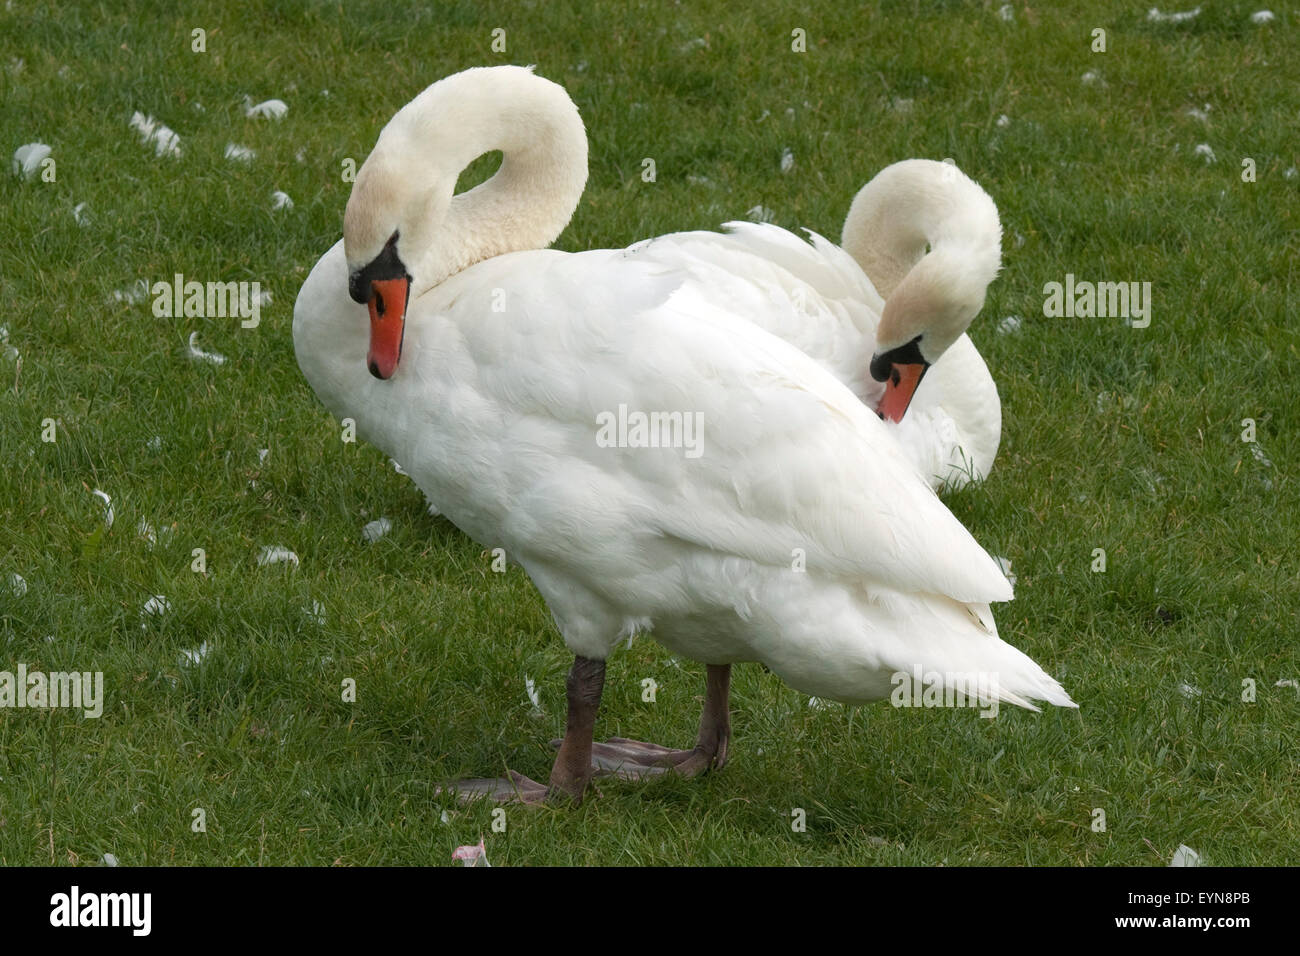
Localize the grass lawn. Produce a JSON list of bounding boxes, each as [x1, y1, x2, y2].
[[1, 0, 1296, 865]]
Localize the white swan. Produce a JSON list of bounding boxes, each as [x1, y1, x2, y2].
[[293, 66, 1074, 804], [622, 159, 1003, 491]]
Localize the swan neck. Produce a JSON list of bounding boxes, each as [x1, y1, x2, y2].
[[841, 159, 1001, 300], [387, 68, 589, 294]]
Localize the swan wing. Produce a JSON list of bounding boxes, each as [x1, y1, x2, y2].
[[623, 222, 882, 394], [637, 279, 1011, 604], [633, 219, 884, 309], [423, 250, 1012, 607]]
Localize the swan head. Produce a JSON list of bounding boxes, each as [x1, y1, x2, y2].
[[869, 246, 994, 421], [847, 160, 1002, 422], [344, 142, 451, 380], [341, 66, 589, 381], [346, 230, 413, 380]]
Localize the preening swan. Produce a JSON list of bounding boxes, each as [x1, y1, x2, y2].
[[624, 159, 1003, 490], [293, 65, 1074, 804]]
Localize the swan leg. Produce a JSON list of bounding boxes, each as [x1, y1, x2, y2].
[[567, 663, 731, 780], [437, 656, 606, 806], [547, 655, 606, 802]]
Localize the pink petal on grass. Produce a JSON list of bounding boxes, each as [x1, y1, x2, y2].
[[452, 838, 490, 867]]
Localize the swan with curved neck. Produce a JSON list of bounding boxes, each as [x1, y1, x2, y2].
[[343, 65, 588, 379], [621, 158, 1004, 488], [843, 159, 1002, 423], [295, 66, 1071, 806]]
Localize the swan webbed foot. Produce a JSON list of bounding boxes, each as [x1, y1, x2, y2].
[[559, 736, 727, 779], [436, 661, 732, 802], [435, 770, 550, 805], [436, 655, 609, 807], [436, 769, 593, 806]]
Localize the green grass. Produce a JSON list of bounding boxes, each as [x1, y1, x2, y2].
[[1, 0, 1297, 865]]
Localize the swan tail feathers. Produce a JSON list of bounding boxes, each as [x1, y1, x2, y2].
[[867, 595, 1076, 712]]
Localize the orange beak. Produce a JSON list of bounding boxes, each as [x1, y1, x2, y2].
[[366, 276, 410, 380], [876, 362, 929, 423]]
